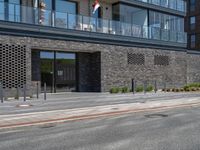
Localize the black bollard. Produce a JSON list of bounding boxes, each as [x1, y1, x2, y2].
[[44, 83, 46, 100]]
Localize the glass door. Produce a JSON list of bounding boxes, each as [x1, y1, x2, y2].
[[40, 51, 55, 93], [55, 52, 76, 92], [40, 51, 76, 93]]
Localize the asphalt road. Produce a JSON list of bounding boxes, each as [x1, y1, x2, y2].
[[1, 106, 200, 150], [0, 92, 200, 115]]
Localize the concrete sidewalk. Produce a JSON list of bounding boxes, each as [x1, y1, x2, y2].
[[0, 96, 200, 130], [1, 92, 200, 116]]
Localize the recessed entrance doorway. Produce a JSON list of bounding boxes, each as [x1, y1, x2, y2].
[[40, 51, 76, 93]]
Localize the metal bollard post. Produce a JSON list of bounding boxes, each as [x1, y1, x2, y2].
[[144, 81, 146, 94], [16, 86, 19, 100], [23, 84, 26, 102], [132, 79, 135, 94], [164, 82, 167, 92], [36, 82, 39, 99], [44, 83, 46, 100], [0, 82, 3, 103], [154, 80, 157, 93]]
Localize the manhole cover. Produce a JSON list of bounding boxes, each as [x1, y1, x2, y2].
[[144, 114, 168, 118], [111, 108, 119, 110], [39, 123, 56, 129], [16, 104, 33, 108]]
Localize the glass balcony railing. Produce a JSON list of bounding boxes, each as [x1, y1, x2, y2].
[[136, 0, 186, 12], [0, 2, 187, 44]]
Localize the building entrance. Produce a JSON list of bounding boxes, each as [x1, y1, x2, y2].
[[40, 51, 76, 93]]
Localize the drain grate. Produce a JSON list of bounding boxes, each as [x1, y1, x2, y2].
[[144, 114, 168, 118], [39, 123, 56, 129], [111, 108, 119, 110]]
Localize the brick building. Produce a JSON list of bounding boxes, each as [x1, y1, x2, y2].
[[185, 0, 200, 50], [0, 0, 199, 96]]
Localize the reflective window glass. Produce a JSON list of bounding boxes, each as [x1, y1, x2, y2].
[[56, 0, 76, 14], [190, 34, 196, 48], [190, 16, 196, 30], [42, 0, 52, 10], [0, 0, 4, 20], [190, 0, 195, 12], [8, 0, 20, 21], [55, 0, 77, 28]]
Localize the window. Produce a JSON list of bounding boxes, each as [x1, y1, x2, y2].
[[160, 0, 169, 7], [177, 0, 185, 11], [151, 0, 160, 5], [190, 34, 196, 48], [189, 0, 195, 12], [41, 0, 52, 10], [8, 0, 21, 21], [56, 0, 77, 14], [0, 0, 4, 20], [0, 0, 20, 21], [197, 34, 200, 48], [112, 4, 148, 25], [149, 11, 184, 32], [55, 0, 77, 28], [190, 16, 195, 30], [169, 0, 176, 10]]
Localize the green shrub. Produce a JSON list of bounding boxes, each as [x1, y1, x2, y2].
[[146, 85, 154, 92], [110, 87, 120, 94], [136, 86, 144, 92], [187, 83, 200, 88], [166, 88, 171, 92], [183, 85, 190, 91], [121, 87, 129, 93]]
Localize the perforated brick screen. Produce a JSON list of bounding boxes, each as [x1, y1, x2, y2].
[[128, 53, 145, 65], [0, 44, 26, 88], [154, 55, 169, 66]]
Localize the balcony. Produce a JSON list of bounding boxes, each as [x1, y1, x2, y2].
[[0, 2, 187, 46]]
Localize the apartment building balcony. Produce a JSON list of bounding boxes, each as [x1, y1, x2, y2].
[[0, 2, 187, 49]]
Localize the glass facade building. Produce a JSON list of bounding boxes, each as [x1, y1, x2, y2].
[[185, 0, 200, 50], [0, 0, 187, 44]]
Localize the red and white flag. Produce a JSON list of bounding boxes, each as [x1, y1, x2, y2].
[[92, 0, 100, 14]]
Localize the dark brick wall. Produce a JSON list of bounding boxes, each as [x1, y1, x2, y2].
[[0, 34, 199, 95], [185, 0, 200, 50], [31, 50, 41, 81], [77, 52, 101, 92]]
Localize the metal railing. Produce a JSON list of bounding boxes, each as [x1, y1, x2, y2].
[[0, 2, 187, 43]]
